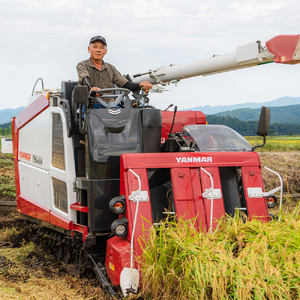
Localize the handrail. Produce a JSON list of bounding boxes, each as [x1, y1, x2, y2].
[[201, 167, 214, 233], [264, 166, 283, 222], [31, 78, 44, 95], [128, 169, 141, 276]]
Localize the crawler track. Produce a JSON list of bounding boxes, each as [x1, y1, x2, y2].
[[1, 214, 122, 298]]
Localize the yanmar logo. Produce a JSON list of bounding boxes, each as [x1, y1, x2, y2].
[[176, 156, 212, 163], [108, 108, 121, 115]]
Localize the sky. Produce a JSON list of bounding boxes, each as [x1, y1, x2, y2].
[[1, 0, 300, 111]]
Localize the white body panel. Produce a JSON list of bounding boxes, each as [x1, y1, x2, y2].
[[18, 105, 77, 222], [19, 108, 51, 170], [19, 161, 51, 208]]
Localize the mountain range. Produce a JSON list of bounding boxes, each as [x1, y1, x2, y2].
[[0, 107, 25, 125], [0, 96, 300, 125], [214, 104, 300, 125], [183, 96, 300, 115]]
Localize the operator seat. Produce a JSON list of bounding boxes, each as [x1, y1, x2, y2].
[[61, 81, 79, 123], [61, 81, 86, 177], [61, 81, 77, 101]]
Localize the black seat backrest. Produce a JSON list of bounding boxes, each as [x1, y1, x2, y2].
[[61, 81, 78, 101], [60, 81, 85, 177], [61, 80, 80, 125]]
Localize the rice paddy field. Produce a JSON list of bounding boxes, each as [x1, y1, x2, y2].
[[0, 135, 299, 299], [245, 135, 300, 152]]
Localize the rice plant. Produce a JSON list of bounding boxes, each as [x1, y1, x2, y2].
[[139, 207, 300, 299]]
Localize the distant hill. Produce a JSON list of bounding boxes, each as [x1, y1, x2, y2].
[[1, 96, 300, 126], [183, 96, 300, 115], [206, 115, 300, 136], [1, 107, 299, 136], [0, 107, 25, 125], [214, 104, 300, 125]]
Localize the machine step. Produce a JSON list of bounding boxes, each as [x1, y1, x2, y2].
[[70, 202, 89, 213]]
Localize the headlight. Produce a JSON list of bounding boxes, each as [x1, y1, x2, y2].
[[109, 195, 126, 215], [267, 195, 277, 208], [111, 217, 128, 237]]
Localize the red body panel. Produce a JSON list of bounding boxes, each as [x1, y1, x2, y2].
[[200, 167, 226, 229], [121, 152, 261, 169], [50, 211, 72, 230], [161, 111, 206, 143], [12, 118, 20, 205], [19, 196, 85, 237], [266, 34, 300, 64], [106, 236, 131, 286], [241, 166, 269, 221], [18, 195, 51, 222], [18, 195, 73, 232], [190, 168, 207, 232], [125, 168, 153, 256], [171, 168, 197, 220]]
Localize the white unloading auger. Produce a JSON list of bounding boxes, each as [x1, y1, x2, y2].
[[130, 35, 300, 86]]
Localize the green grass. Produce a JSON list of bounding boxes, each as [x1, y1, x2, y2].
[[0, 155, 13, 166], [0, 153, 15, 200], [139, 207, 300, 300], [0, 242, 35, 265]]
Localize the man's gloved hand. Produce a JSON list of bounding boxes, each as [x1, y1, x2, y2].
[[139, 81, 152, 92], [90, 86, 101, 97]]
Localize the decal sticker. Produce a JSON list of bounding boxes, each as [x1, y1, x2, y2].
[[19, 151, 31, 161], [109, 262, 115, 271], [176, 156, 212, 163], [32, 154, 43, 165]]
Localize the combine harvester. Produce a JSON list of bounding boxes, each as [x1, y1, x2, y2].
[[12, 34, 300, 297]]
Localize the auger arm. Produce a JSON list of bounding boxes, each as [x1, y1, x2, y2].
[[130, 35, 300, 86]]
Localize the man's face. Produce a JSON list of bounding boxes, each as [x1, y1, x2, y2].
[[88, 41, 107, 62]]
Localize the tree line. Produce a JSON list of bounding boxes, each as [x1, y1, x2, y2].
[[206, 115, 300, 136], [0, 123, 12, 136]]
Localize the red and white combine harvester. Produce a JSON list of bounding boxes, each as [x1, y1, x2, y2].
[[12, 35, 300, 296]]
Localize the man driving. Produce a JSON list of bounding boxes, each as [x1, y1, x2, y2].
[[77, 35, 152, 108]]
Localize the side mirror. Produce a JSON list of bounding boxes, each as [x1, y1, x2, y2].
[[257, 106, 271, 137], [252, 106, 271, 151], [73, 85, 88, 106]]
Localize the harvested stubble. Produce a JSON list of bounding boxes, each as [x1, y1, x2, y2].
[[139, 207, 300, 300], [0, 153, 15, 200], [259, 152, 300, 195]]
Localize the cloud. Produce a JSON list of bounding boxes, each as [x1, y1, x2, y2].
[[0, 0, 300, 110]]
